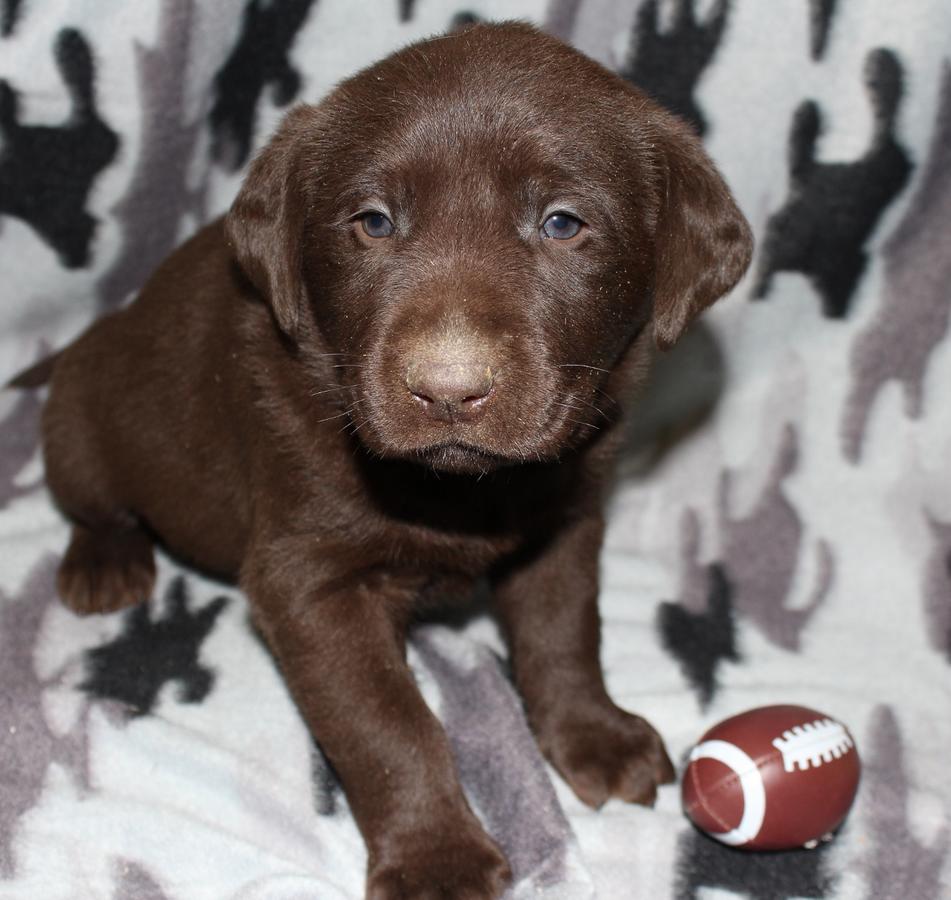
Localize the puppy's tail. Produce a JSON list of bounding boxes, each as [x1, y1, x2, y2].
[[6, 352, 61, 389]]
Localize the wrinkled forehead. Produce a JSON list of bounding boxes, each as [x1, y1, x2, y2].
[[344, 111, 602, 205], [328, 91, 643, 223], [318, 35, 657, 215]]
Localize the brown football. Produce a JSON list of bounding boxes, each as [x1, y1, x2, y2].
[[681, 705, 861, 850]]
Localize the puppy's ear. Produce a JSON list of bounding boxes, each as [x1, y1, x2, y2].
[[225, 105, 318, 339], [649, 110, 753, 350]]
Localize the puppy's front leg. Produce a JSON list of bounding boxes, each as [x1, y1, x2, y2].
[[494, 515, 675, 809], [247, 559, 511, 899]]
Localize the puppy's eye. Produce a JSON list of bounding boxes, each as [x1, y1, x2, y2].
[[540, 212, 584, 241], [361, 212, 394, 238]]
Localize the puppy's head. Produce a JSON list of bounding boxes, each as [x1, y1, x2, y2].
[[227, 23, 752, 474]]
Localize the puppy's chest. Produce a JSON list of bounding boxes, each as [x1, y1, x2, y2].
[[313, 456, 571, 577], [346, 479, 538, 577], [385, 518, 523, 576]]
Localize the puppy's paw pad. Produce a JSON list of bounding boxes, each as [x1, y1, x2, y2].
[[368, 831, 511, 899], [541, 704, 675, 809], [58, 525, 155, 616]]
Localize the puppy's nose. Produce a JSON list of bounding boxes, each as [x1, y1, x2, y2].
[[406, 360, 494, 422]]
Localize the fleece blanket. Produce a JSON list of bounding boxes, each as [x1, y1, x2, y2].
[[1, 1, 950, 898]]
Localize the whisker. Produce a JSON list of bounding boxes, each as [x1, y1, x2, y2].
[[560, 363, 610, 374], [309, 384, 355, 398], [592, 385, 619, 407], [315, 410, 351, 424], [564, 417, 600, 431], [347, 416, 373, 436], [571, 394, 608, 418]]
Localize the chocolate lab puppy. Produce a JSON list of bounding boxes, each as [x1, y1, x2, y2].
[[36, 22, 751, 899]]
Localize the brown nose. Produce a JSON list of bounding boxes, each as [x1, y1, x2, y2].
[[406, 360, 495, 422]]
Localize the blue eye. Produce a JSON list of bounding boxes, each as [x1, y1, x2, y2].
[[361, 212, 394, 238], [541, 212, 583, 240]]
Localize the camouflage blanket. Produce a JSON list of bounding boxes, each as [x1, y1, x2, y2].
[[1, 1, 949, 897]]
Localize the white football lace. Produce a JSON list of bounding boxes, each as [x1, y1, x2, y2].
[[771, 718, 854, 772]]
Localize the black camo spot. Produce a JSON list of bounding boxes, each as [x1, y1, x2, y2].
[[80, 577, 228, 717], [0, 29, 119, 268]]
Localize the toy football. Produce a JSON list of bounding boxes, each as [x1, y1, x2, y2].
[[681, 704, 860, 850]]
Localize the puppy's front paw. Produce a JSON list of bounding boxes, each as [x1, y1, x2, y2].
[[367, 826, 511, 900], [538, 701, 675, 809]]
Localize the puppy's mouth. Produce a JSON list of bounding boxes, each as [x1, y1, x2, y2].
[[412, 441, 515, 474]]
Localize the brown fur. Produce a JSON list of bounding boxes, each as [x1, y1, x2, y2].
[[37, 23, 751, 899]]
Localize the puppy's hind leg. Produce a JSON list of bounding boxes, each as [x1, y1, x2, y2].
[[57, 521, 156, 616], [42, 395, 156, 616]]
